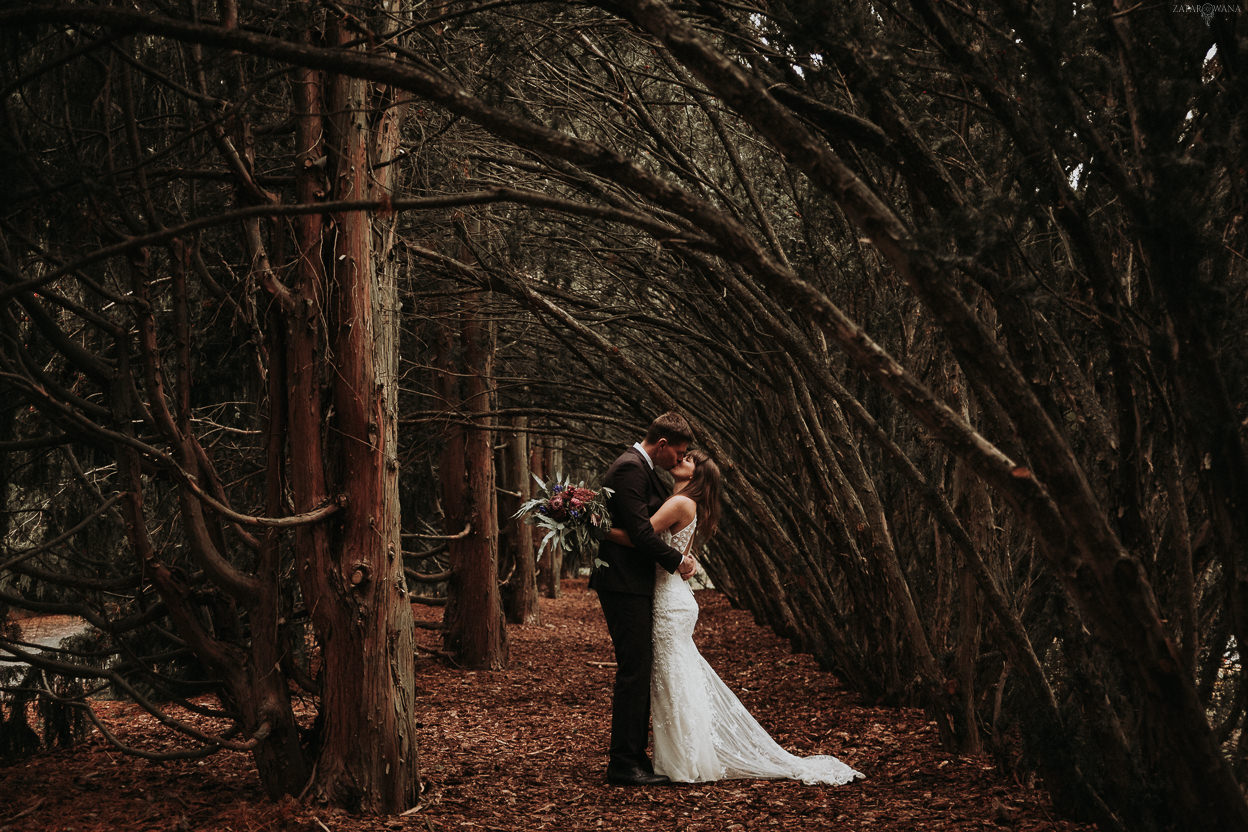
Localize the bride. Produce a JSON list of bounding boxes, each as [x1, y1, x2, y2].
[[607, 449, 863, 785]]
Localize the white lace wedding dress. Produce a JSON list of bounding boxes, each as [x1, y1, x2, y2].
[[651, 518, 864, 785]]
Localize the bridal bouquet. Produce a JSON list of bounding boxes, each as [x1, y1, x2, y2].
[[513, 474, 613, 560]]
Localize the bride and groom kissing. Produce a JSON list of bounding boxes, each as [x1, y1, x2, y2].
[[590, 411, 863, 787]]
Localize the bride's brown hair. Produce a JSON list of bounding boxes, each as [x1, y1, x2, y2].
[[681, 450, 721, 547]]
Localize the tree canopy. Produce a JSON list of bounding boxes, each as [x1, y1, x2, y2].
[[1, 2, 1244, 830]]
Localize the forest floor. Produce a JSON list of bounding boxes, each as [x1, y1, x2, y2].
[[0, 580, 1094, 832]]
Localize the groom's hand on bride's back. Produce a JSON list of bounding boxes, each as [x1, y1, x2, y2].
[[679, 555, 697, 580]]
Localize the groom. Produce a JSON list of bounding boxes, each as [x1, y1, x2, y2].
[[591, 411, 696, 786]]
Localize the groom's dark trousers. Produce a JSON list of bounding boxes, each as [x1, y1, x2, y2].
[[591, 446, 684, 773], [597, 590, 658, 771]]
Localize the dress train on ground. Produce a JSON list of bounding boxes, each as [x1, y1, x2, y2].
[[650, 519, 864, 785]]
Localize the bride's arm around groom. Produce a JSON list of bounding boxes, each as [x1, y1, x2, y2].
[[594, 453, 687, 588]]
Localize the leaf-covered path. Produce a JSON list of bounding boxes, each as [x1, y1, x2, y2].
[[1, 581, 1093, 831]]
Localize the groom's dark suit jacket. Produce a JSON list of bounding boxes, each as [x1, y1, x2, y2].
[[589, 446, 684, 596]]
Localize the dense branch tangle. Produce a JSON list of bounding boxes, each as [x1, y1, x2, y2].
[[0, 3, 425, 810]]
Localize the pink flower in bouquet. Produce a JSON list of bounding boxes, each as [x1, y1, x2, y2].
[[513, 475, 614, 561]]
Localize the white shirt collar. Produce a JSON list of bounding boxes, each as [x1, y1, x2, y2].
[[632, 441, 655, 469]]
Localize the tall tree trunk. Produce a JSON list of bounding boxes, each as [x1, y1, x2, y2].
[[503, 416, 541, 624], [538, 437, 564, 597], [285, 15, 418, 812], [435, 297, 470, 625], [442, 289, 508, 668], [249, 280, 313, 798], [528, 432, 554, 594]]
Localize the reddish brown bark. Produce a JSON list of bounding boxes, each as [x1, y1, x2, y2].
[[503, 417, 541, 625], [290, 22, 418, 811], [275, 16, 418, 812], [536, 438, 564, 599], [442, 290, 509, 669]]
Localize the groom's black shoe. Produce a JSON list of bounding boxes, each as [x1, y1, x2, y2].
[[606, 764, 671, 786]]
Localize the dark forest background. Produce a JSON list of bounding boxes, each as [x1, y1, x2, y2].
[[0, 2, 1245, 830]]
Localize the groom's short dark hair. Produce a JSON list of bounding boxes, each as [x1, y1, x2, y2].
[[645, 411, 693, 445]]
